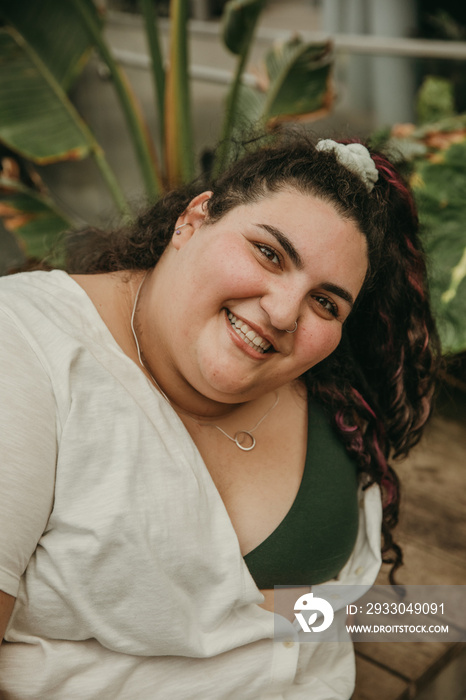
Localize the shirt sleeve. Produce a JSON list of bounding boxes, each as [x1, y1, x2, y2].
[[0, 308, 57, 597]]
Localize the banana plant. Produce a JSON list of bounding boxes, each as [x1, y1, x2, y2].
[[0, 0, 160, 205], [0, 0, 333, 264], [213, 0, 267, 175], [214, 35, 333, 174]]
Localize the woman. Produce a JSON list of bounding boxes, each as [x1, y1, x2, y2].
[[0, 135, 439, 699]]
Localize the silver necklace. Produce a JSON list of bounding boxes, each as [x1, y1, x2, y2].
[[130, 272, 280, 451]]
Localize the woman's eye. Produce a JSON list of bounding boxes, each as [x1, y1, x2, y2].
[[256, 244, 280, 266], [313, 295, 338, 318]]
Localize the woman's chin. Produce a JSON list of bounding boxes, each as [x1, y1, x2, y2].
[[187, 366, 261, 404], [197, 378, 255, 403]]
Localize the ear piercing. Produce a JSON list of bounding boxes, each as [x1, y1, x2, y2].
[[175, 223, 190, 235], [286, 321, 298, 334]]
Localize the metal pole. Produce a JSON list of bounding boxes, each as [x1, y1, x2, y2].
[[369, 0, 418, 123]]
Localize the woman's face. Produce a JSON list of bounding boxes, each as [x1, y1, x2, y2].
[[146, 188, 368, 405]]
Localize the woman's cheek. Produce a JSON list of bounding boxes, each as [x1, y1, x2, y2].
[[299, 323, 342, 366]]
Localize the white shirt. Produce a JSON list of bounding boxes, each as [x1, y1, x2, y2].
[[0, 271, 382, 699]]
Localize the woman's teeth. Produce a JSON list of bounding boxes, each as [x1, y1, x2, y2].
[[226, 311, 272, 353]]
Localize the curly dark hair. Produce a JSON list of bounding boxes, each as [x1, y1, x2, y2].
[[67, 132, 441, 581]]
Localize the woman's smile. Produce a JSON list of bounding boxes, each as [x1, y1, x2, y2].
[[225, 309, 274, 355]]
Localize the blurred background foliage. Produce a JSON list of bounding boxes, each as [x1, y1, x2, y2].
[[372, 77, 466, 356], [0, 0, 332, 266]]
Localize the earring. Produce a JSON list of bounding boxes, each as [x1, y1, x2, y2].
[[175, 223, 190, 235], [285, 321, 298, 334]]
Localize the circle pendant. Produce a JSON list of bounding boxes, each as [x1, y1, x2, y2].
[[234, 431, 256, 451]]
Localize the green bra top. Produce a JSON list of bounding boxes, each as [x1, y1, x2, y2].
[[243, 400, 359, 589]]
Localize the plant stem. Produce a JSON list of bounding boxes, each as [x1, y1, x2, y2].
[[212, 47, 249, 178], [165, 0, 195, 187], [139, 0, 166, 170], [212, 0, 266, 177], [71, 0, 162, 199]]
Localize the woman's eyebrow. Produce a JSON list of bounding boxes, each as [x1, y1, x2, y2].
[[255, 223, 354, 308], [321, 282, 354, 309], [254, 224, 304, 269]]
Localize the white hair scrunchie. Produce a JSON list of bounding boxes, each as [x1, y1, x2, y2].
[[316, 139, 379, 193]]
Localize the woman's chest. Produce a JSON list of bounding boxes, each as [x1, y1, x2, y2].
[[181, 385, 309, 556]]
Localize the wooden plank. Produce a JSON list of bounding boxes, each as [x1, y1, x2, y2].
[[376, 527, 466, 587], [397, 496, 466, 558], [353, 410, 466, 699], [353, 655, 409, 700], [353, 572, 464, 690], [355, 641, 458, 682], [392, 416, 466, 560], [376, 417, 466, 587], [412, 646, 466, 700], [395, 417, 466, 512], [377, 534, 466, 583]]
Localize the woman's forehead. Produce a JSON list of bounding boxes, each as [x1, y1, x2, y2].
[[206, 188, 369, 298]]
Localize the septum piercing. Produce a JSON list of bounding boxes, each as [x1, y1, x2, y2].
[[286, 321, 298, 334], [175, 223, 190, 235]]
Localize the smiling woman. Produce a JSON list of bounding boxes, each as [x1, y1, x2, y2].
[[134, 188, 367, 410], [0, 133, 440, 699]]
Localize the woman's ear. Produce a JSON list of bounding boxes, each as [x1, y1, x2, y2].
[[189, 190, 213, 215], [172, 191, 213, 249]]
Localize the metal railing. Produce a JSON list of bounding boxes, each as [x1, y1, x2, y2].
[[108, 10, 466, 88]]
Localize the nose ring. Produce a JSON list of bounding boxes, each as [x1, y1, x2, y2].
[[285, 321, 298, 334]]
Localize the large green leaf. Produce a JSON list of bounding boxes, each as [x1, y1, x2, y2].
[[215, 36, 333, 173], [263, 37, 333, 122], [0, 28, 92, 163], [0, 2, 145, 211], [231, 37, 332, 133], [0, 0, 100, 91], [412, 141, 466, 354], [222, 0, 266, 55], [0, 177, 71, 260]]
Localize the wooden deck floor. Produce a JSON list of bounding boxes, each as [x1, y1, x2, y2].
[[353, 387, 466, 700]]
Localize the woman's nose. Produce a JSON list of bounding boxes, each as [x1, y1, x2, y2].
[[259, 284, 303, 332]]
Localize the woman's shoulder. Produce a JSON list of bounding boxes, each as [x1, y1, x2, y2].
[[0, 270, 69, 326], [0, 270, 106, 347], [0, 269, 71, 304]]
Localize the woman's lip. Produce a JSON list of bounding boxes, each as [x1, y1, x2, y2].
[[225, 309, 276, 351], [224, 310, 273, 359]]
